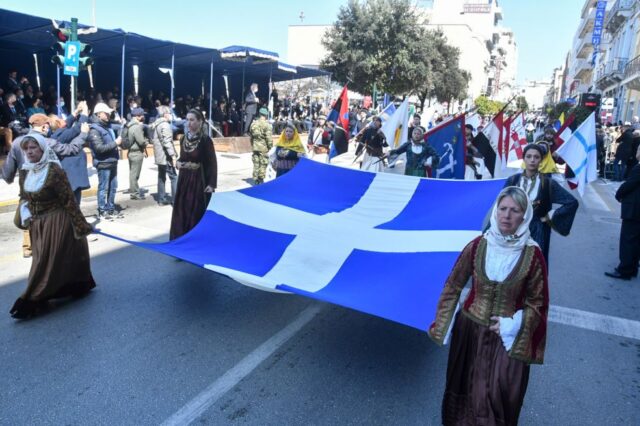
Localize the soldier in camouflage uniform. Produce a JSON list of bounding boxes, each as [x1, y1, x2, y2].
[[250, 107, 272, 184]]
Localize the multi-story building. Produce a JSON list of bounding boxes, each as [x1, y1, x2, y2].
[[565, 0, 601, 99], [546, 67, 565, 105], [520, 80, 553, 112], [286, 0, 517, 104], [594, 0, 639, 123]]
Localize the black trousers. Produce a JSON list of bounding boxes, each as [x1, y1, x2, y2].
[[617, 218, 640, 276]]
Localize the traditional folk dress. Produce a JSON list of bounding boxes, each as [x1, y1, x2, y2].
[[504, 172, 578, 265], [169, 130, 218, 240], [358, 126, 387, 172], [273, 127, 306, 177], [429, 189, 549, 426], [11, 135, 95, 319], [389, 140, 440, 177]]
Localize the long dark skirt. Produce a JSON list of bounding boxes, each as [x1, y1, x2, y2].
[[442, 312, 530, 426], [529, 217, 551, 266], [170, 168, 211, 240], [11, 209, 95, 318]]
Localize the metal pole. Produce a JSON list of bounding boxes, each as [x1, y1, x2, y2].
[[268, 65, 273, 120], [241, 63, 245, 104], [56, 65, 61, 116], [33, 53, 40, 90], [170, 45, 175, 110], [70, 18, 78, 114], [70, 76, 75, 113], [120, 36, 126, 118], [208, 54, 213, 137]]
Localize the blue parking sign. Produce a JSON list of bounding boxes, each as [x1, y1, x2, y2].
[[63, 41, 81, 77]]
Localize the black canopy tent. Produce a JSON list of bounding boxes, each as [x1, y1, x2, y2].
[[0, 8, 328, 119]]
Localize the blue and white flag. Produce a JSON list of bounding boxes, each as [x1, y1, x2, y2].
[[556, 112, 597, 196], [103, 160, 504, 330]]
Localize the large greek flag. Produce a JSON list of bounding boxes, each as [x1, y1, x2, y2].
[[106, 160, 504, 330]]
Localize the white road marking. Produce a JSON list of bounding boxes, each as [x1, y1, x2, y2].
[[460, 287, 639, 340], [161, 304, 323, 426], [549, 305, 640, 340]]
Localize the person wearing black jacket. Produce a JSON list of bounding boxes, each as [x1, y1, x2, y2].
[[606, 145, 640, 280], [615, 125, 635, 180]]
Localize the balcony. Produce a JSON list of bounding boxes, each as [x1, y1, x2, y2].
[[622, 55, 640, 91], [605, 0, 636, 33], [575, 37, 593, 59], [595, 57, 628, 89], [577, 7, 596, 38], [574, 58, 593, 80]]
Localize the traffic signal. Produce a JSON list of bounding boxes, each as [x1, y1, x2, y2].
[[79, 42, 93, 68], [51, 41, 65, 66], [52, 27, 69, 42]]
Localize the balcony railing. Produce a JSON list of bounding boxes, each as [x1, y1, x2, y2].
[[605, 0, 636, 32], [624, 55, 640, 80], [595, 57, 628, 88]]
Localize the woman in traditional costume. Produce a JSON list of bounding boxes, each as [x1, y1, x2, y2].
[[505, 143, 578, 265], [11, 134, 95, 319], [388, 126, 440, 177], [273, 123, 306, 177], [429, 186, 549, 426], [169, 109, 218, 240]]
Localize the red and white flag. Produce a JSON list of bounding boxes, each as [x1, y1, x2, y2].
[[507, 112, 527, 167]]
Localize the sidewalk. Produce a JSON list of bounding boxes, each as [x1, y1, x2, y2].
[[0, 151, 255, 212], [0, 142, 393, 213]]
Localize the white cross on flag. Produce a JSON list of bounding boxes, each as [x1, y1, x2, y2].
[[556, 112, 598, 196], [101, 160, 505, 331]]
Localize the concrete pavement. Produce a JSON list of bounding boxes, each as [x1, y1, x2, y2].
[[0, 149, 638, 425]]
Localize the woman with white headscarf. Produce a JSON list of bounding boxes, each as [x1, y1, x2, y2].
[[10, 134, 95, 319], [428, 186, 549, 426]]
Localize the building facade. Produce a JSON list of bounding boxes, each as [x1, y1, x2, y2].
[[593, 0, 639, 123]]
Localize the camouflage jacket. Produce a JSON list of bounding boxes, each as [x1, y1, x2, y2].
[[250, 118, 273, 153]]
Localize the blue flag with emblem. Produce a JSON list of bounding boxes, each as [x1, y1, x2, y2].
[[100, 160, 505, 331], [425, 115, 466, 179]]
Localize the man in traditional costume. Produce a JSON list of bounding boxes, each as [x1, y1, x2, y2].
[[357, 117, 387, 172]]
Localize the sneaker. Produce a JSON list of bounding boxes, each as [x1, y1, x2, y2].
[[109, 210, 125, 219], [130, 194, 146, 200], [158, 199, 172, 206]]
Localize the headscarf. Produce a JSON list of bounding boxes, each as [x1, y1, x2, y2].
[[276, 125, 306, 153], [484, 186, 537, 251], [20, 133, 60, 193]]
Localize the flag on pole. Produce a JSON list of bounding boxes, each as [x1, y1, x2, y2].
[[327, 85, 350, 158], [555, 112, 597, 195], [553, 112, 565, 131], [501, 114, 512, 170], [426, 114, 466, 179], [481, 111, 504, 177], [555, 113, 576, 149], [381, 98, 409, 148], [507, 112, 527, 167]]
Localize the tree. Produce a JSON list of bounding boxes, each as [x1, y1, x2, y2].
[[321, 0, 434, 96], [474, 95, 504, 116], [548, 101, 573, 121]]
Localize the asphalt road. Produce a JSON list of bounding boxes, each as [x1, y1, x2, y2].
[[0, 173, 638, 426]]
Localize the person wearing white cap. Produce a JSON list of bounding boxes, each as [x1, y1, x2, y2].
[[88, 102, 122, 220]]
